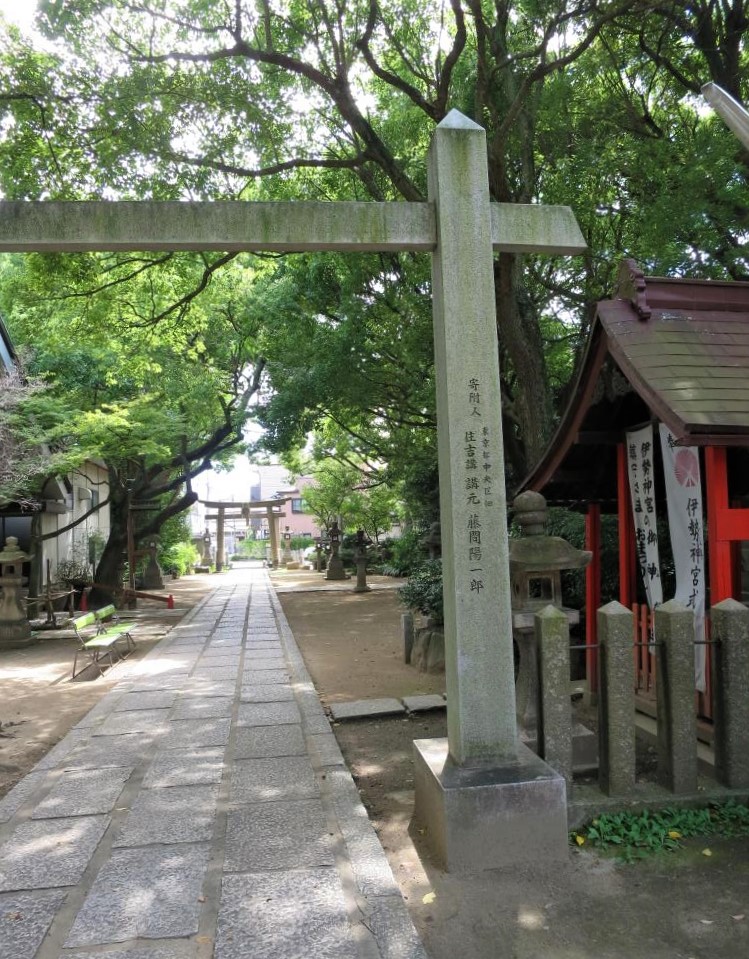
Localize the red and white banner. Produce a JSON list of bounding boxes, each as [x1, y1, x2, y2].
[[659, 424, 706, 692], [626, 425, 663, 614]]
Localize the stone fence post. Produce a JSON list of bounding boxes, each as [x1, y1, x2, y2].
[[535, 605, 572, 788], [711, 598, 749, 789], [655, 600, 697, 794], [597, 602, 635, 796]]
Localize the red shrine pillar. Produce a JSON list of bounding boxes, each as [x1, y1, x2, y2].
[[704, 447, 749, 603]]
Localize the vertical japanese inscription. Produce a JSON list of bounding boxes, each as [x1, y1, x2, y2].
[[464, 377, 494, 597]]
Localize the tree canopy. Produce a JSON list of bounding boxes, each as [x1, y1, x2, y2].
[[0, 0, 747, 540]]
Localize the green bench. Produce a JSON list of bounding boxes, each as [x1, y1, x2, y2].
[[71, 604, 136, 679]]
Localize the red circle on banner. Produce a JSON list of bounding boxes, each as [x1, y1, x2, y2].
[[674, 448, 699, 487]]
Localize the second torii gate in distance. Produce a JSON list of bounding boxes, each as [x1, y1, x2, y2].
[[201, 498, 288, 570], [0, 111, 585, 870]]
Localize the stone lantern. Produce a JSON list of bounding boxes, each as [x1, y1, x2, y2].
[[281, 525, 293, 566], [509, 491, 591, 738], [142, 538, 165, 590], [324, 521, 348, 581], [0, 537, 35, 649], [353, 529, 372, 593]]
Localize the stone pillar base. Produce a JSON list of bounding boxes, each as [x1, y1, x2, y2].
[[0, 630, 39, 652], [521, 722, 599, 774], [412, 738, 568, 872], [325, 558, 349, 581]]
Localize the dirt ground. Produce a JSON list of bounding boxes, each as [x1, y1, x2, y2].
[[0, 573, 217, 798], [276, 581, 749, 959]]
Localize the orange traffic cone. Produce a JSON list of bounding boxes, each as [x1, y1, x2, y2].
[[167, 595, 174, 609]]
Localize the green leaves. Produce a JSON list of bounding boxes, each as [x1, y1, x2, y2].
[[572, 802, 749, 862]]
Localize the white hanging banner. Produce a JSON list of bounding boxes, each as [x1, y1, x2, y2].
[[626, 425, 664, 614], [659, 424, 706, 692]]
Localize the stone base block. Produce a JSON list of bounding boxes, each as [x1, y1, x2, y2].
[[412, 738, 568, 872], [521, 722, 599, 773]]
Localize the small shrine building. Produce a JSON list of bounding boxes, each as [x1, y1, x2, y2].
[[522, 259, 749, 718]]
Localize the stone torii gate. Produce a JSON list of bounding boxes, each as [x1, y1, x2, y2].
[[0, 111, 585, 870], [201, 498, 288, 570]]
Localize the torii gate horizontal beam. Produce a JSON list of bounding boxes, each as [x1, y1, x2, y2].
[[199, 498, 288, 509], [0, 200, 585, 255]]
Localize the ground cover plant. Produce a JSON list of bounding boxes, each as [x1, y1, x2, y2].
[[572, 802, 749, 861]]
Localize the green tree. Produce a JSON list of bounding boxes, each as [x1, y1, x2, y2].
[[2, 0, 749, 494], [0, 251, 266, 599]]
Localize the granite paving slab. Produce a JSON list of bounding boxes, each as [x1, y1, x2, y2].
[[170, 696, 234, 720], [32, 767, 133, 819], [93, 709, 171, 737], [235, 702, 301, 727], [142, 747, 225, 788], [229, 756, 318, 804], [127, 674, 191, 692], [239, 683, 295, 703], [184, 679, 236, 698], [64, 734, 153, 770], [0, 889, 67, 959], [214, 869, 356, 959], [114, 784, 219, 846], [0, 772, 48, 823], [233, 725, 306, 759], [242, 668, 290, 685], [190, 666, 239, 681], [329, 698, 406, 721], [160, 718, 231, 750], [66, 949, 192, 959], [0, 815, 110, 891], [224, 799, 335, 872], [307, 734, 346, 768], [243, 647, 283, 660], [402, 694, 447, 713], [114, 691, 179, 712], [32, 729, 91, 772], [243, 657, 287, 671], [364, 896, 430, 959], [65, 843, 211, 946]]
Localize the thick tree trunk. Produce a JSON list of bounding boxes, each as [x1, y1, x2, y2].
[[495, 254, 553, 482], [90, 478, 129, 607]]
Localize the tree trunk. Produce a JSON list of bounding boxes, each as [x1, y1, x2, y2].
[[90, 478, 129, 607], [495, 254, 553, 481]]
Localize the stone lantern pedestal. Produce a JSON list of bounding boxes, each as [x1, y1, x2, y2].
[[0, 537, 35, 649], [510, 492, 597, 771]]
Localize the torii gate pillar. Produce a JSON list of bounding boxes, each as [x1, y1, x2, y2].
[[412, 112, 568, 871]]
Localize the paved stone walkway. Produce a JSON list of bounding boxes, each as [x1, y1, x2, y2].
[[0, 568, 426, 959]]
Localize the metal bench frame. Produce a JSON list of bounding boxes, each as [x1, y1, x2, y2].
[[71, 606, 136, 679]]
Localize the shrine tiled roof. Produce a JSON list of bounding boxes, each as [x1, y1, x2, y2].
[[521, 260, 749, 506]]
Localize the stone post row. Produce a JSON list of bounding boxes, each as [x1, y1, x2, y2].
[[655, 600, 697, 794], [711, 598, 749, 790], [597, 601, 635, 796], [535, 605, 572, 788]]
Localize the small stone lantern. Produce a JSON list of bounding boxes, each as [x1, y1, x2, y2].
[[324, 521, 348, 581], [314, 538, 324, 572], [510, 491, 591, 735], [0, 537, 35, 649], [142, 538, 165, 590], [353, 529, 371, 593], [281, 525, 293, 566]]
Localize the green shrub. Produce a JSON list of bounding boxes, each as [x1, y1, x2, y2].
[[163, 541, 201, 576], [382, 526, 429, 577], [399, 559, 443, 624]]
